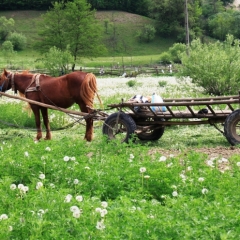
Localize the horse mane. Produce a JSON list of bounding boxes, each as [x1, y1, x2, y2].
[[81, 73, 102, 109]]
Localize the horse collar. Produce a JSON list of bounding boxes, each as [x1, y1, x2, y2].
[[6, 72, 16, 94]]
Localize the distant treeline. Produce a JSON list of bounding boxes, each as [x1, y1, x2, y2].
[[0, 0, 149, 16]]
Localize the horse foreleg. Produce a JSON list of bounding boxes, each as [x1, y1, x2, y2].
[[31, 106, 42, 141], [79, 103, 93, 141], [85, 118, 93, 141], [41, 108, 52, 140]]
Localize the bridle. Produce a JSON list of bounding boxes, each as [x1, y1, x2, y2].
[[0, 72, 16, 93]]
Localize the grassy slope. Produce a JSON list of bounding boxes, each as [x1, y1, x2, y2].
[[0, 10, 176, 67]]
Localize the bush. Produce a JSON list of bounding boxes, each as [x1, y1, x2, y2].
[[7, 32, 27, 51], [136, 24, 156, 43], [127, 79, 137, 87], [178, 35, 240, 95], [1, 40, 14, 53]]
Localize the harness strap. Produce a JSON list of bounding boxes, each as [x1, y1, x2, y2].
[[25, 74, 41, 93]]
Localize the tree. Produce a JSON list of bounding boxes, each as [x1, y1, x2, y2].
[[36, 0, 106, 70], [0, 16, 15, 41], [136, 24, 156, 42], [7, 32, 27, 50]]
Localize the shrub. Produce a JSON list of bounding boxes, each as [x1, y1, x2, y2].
[[1, 40, 14, 53], [7, 32, 27, 51], [127, 79, 137, 87], [136, 24, 156, 43]]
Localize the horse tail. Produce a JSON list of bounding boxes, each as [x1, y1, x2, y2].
[[81, 73, 102, 109]]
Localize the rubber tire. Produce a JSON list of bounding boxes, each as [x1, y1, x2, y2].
[[224, 109, 240, 145], [137, 127, 165, 141], [102, 112, 136, 143], [136, 118, 165, 141]]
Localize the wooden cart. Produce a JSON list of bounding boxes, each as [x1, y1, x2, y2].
[[102, 95, 240, 145]]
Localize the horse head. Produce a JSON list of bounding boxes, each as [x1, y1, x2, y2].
[[0, 69, 12, 92]]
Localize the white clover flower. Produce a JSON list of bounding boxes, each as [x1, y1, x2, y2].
[[180, 174, 187, 181], [101, 201, 108, 208], [202, 188, 208, 194], [70, 206, 80, 213], [71, 157, 76, 161], [45, 147, 51, 151], [237, 162, 240, 167], [0, 214, 8, 220], [73, 211, 81, 218], [96, 220, 105, 230], [100, 209, 108, 217], [23, 186, 29, 193], [24, 151, 29, 157], [206, 160, 214, 167], [172, 191, 178, 197], [76, 195, 83, 202], [144, 175, 150, 179], [95, 207, 102, 212], [36, 182, 43, 190], [187, 166, 192, 171], [64, 194, 73, 203], [159, 156, 167, 162], [10, 184, 16, 190], [18, 184, 24, 190], [129, 154, 134, 159], [167, 163, 173, 168], [139, 167, 146, 173], [221, 157, 228, 163], [73, 179, 79, 185], [63, 156, 70, 162], [198, 177, 205, 182], [39, 173, 45, 180]]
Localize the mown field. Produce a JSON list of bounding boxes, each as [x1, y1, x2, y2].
[[1, 75, 240, 239]]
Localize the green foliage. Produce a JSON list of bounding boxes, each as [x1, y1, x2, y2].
[[37, 0, 106, 65], [178, 35, 240, 95], [1, 40, 14, 53], [7, 32, 27, 50], [160, 43, 186, 64], [0, 16, 14, 41], [136, 24, 156, 43], [158, 80, 167, 87], [159, 52, 171, 64], [126, 79, 137, 87], [40, 46, 74, 76]]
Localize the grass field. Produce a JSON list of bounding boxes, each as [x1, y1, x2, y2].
[[0, 75, 240, 239]]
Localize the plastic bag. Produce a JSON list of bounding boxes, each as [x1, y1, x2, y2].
[[151, 93, 166, 112]]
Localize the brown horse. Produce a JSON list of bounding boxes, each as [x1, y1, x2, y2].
[[0, 69, 101, 141]]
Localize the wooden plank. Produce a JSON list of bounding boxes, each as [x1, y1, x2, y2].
[[0, 92, 90, 117]]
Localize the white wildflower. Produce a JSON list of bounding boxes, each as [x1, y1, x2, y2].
[[71, 157, 76, 161], [63, 156, 70, 162], [85, 166, 90, 170], [24, 151, 29, 157], [76, 195, 83, 202], [96, 220, 105, 230], [36, 182, 43, 190], [139, 167, 146, 173], [0, 214, 8, 220], [45, 147, 51, 151], [101, 201, 108, 208], [73, 179, 79, 185], [39, 173, 45, 180], [64, 194, 73, 203], [172, 191, 178, 197], [198, 177, 205, 182], [10, 184, 16, 190], [9, 226, 13, 231], [202, 188, 208, 194], [144, 175, 150, 179], [100, 209, 108, 217], [159, 156, 167, 162], [237, 162, 240, 167]]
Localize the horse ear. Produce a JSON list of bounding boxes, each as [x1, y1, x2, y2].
[[3, 69, 8, 76]]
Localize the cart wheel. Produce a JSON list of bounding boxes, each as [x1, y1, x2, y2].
[[102, 112, 136, 143], [224, 109, 240, 145], [137, 118, 165, 141]]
